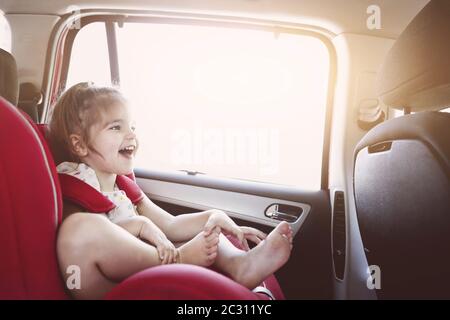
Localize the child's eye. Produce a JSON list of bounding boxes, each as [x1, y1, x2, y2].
[[131, 126, 136, 132], [110, 125, 121, 131]]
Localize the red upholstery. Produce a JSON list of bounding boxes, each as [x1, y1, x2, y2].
[[0, 97, 67, 299], [0, 97, 285, 300], [58, 174, 144, 213], [106, 264, 263, 300]]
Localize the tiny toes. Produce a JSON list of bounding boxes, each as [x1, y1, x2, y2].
[[206, 239, 219, 249], [211, 237, 220, 245], [207, 252, 217, 261], [205, 232, 219, 243], [281, 233, 291, 243], [206, 245, 218, 255]]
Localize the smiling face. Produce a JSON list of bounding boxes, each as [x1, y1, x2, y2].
[[77, 102, 138, 176]]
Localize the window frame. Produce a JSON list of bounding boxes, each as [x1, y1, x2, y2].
[[42, 10, 337, 192]]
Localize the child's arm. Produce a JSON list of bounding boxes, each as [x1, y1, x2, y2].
[[136, 195, 267, 246], [116, 215, 177, 264], [135, 195, 214, 242]]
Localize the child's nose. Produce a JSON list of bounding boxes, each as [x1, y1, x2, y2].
[[126, 128, 136, 139]]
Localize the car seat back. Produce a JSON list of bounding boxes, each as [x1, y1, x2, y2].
[[0, 48, 18, 106], [0, 97, 68, 299], [0, 48, 67, 299], [353, 0, 450, 299]]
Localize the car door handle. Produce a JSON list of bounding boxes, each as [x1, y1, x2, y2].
[[264, 203, 303, 223]]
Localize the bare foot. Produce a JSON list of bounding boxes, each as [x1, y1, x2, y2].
[[177, 227, 220, 267], [230, 221, 293, 289]]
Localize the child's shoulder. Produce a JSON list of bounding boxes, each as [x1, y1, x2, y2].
[[56, 161, 79, 174], [56, 162, 93, 175], [57, 162, 101, 190]]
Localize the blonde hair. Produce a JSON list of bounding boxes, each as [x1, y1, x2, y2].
[[48, 82, 127, 164]]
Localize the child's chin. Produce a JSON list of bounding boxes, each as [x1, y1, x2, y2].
[[120, 169, 133, 176], [116, 166, 134, 176]]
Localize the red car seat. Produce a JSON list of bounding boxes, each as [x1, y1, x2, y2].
[[0, 48, 284, 300]]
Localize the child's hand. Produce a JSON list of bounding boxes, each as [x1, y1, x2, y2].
[[140, 220, 177, 264], [204, 210, 267, 251], [151, 231, 178, 265]]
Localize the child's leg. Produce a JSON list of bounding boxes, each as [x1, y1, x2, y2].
[[212, 221, 293, 290], [57, 213, 162, 299], [57, 213, 290, 298]]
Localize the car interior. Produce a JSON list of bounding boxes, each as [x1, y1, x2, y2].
[[0, 0, 449, 300]]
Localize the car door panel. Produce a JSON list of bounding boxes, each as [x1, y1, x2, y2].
[[135, 168, 333, 299]]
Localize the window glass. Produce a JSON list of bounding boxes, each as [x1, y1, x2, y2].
[[67, 21, 330, 190], [66, 22, 111, 88], [0, 12, 11, 52]]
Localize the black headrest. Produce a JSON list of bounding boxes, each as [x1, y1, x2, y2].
[[376, 0, 450, 111], [18, 82, 42, 122], [0, 48, 18, 106]]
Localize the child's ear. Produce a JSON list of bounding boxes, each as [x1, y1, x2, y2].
[[69, 134, 88, 157]]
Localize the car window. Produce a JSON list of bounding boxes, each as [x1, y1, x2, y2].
[[67, 22, 111, 87], [66, 21, 330, 190]]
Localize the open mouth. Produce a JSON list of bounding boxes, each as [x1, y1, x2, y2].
[[118, 145, 136, 158]]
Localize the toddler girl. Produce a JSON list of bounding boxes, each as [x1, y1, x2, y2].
[[50, 82, 293, 299]]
